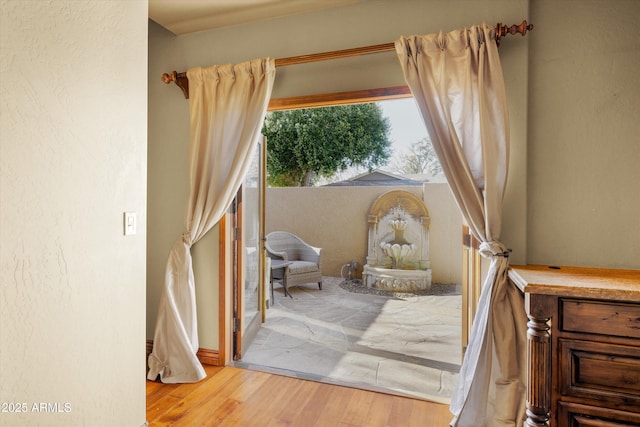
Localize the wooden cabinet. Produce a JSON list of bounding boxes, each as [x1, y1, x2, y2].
[[509, 265, 640, 427]]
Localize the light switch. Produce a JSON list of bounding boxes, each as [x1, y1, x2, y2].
[[124, 212, 137, 235]]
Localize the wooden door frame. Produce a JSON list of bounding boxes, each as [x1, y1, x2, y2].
[[232, 188, 243, 360], [218, 211, 232, 365], [461, 224, 481, 356], [215, 86, 487, 369]]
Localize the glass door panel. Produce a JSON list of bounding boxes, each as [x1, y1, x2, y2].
[[236, 137, 265, 358]]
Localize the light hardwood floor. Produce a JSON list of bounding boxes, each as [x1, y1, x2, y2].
[[147, 365, 453, 426]]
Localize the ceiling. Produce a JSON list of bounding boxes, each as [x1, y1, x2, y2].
[[148, 0, 363, 35]]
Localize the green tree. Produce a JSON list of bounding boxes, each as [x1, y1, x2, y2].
[[262, 104, 392, 186], [398, 137, 443, 176]]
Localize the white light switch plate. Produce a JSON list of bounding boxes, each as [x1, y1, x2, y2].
[[124, 212, 137, 235]]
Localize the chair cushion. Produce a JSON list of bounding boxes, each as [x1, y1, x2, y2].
[[288, 261, 319, 274]]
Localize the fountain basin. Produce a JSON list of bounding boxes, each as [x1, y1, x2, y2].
[[380, 242, 415, 269], [363, 264, 432, 292]]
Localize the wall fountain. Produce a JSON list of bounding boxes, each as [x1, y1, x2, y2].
[[363, 190, 432, 292]]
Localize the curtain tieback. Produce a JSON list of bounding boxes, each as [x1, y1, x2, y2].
[[479, 240, 510, 259], [181, 232, 193, 246]]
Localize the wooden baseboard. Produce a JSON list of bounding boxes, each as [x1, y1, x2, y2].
[[195, 348, 220, 366], [146, 340, 220, 367]]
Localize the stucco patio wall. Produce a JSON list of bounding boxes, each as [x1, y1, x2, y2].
[[266, 183, 462, 285]]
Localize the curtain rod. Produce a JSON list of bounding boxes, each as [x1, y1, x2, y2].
[[161, 20, 533, 99]]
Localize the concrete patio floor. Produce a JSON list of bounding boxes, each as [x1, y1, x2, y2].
[[238, 277, 462, 403]]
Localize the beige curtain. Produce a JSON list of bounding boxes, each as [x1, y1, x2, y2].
[[395, 24, 527, 426], [148, 58, 275, 383]]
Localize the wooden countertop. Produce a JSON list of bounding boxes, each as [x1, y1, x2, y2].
[[508, 265, 640, 302]]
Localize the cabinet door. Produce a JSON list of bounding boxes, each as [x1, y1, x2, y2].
[[559, 339, 640, 412]]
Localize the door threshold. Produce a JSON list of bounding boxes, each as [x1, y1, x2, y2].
[[232, 360, 451, 405]]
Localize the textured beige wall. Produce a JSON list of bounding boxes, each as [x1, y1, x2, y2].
[[0, 1, 148, 426], [147, 0, 529, 349], [266, 184, 462, 284], [527, 0, 640, 268]]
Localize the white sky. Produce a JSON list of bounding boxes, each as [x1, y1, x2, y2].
[[377, 98, 429, 169]]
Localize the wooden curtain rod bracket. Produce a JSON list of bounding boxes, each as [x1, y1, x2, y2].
[[495, 20, 534, 46], [161, 71, 189, 99], [161, 20, 533, 99]]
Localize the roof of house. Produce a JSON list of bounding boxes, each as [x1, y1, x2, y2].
[[322, 169, 428, 186]]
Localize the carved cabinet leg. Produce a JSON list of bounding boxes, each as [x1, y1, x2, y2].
[[525, 311, 551, 427]]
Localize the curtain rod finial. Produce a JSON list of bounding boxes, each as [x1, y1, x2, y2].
[[495, 20, 534, 46], [161, 71, 176, 84]]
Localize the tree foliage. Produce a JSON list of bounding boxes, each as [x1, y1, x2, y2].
[[398, 137, 443, 176], [262, 104, 392, 186]]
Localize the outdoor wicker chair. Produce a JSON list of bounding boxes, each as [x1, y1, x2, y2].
[[266, 231, 323, 296]]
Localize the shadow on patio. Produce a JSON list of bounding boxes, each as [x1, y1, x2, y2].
[[237, 276, 462, 403]]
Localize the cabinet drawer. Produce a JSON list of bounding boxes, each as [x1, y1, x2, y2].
[[560, 339, 640, 411], [558, 401, 640, 427], [561, 299, 640, 339]]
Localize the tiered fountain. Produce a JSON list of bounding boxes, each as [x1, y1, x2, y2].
[[363, 190, 432, 292]]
